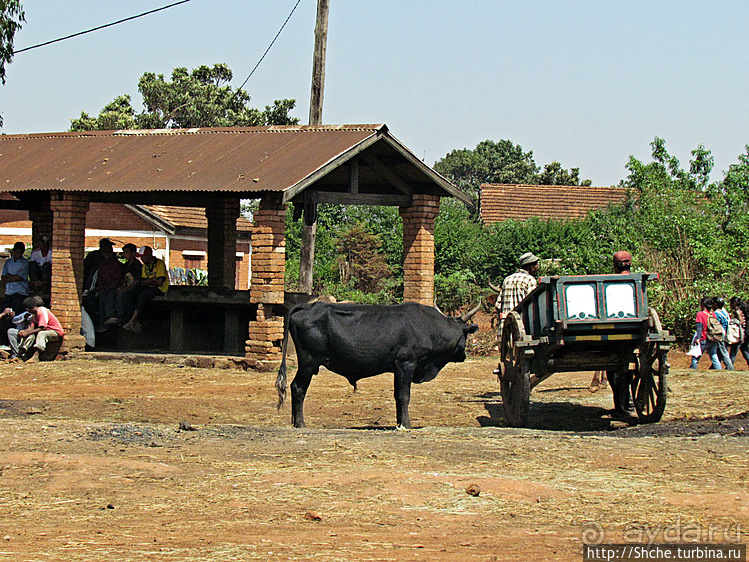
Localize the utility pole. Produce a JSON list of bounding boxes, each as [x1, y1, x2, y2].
[[299, 0, 329, 294]]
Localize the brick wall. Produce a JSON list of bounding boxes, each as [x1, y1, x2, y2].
[[400, 194, 439, 306], [86, 203, 153, 231]]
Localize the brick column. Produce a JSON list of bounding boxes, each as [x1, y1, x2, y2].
[[247, 193, 286, 366], [400, 194, 439, 306], [206, 196, 240, 289], [49, 192, 89, 352], [28, 196, 53, 249]]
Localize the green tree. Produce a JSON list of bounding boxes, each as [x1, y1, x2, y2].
[[0, 0, 24, 126], [708, 145, 749, 244], [434, 139, 538, 213], [70, 63, 298, 131], [537, 161, 592, 186], [336, 224, 392, 293], [433, 140, 591, 216]]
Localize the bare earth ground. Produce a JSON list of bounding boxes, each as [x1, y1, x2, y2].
[[0, 346, 747, 561]]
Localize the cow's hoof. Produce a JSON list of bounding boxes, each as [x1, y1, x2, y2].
[[395, 424, 411, 431]]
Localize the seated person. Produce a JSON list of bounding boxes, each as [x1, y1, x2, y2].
[[7, 296, 63, 362], [82, 238, 115, 326], [2, 241, 30, 314], [29, 235, 52, 297], [116, 243, 142, 324], [95, 244, 124, 332], [122, 246, 169, 334]]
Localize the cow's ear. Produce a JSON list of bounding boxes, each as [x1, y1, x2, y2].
[[466, 324, 479, 334]]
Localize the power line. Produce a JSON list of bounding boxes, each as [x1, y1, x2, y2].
[[15, 0, 193, 54], [237, 0, 303, 91]]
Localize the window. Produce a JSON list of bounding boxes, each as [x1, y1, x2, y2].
[[604, 282, 637, 318], [565, 284, 597, 320], [182, 250, 206, 271], [184, 257, 203, 270]]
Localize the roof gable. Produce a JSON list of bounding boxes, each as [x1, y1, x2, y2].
[[480, 183, 628, 223]]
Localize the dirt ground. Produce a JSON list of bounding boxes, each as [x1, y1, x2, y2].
[[0, 344, 747, 561]]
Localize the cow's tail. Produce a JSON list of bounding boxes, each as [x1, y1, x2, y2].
[[275, 307, 293, 411]]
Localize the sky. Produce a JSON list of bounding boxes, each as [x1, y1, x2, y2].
[[1, 0, 748, 187]]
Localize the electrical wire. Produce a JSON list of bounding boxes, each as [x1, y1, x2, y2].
[[236, 0, 303, 91], [15, 0, 192, 54]]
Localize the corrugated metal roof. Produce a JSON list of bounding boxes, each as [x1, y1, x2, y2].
[[480, 183, 628, 223], [0, 124, 467, 203]]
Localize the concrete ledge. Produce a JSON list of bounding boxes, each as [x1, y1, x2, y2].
[[80, 352, 278, 372]]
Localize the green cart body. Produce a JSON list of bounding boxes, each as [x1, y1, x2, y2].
[[498, 273, 674, 427]]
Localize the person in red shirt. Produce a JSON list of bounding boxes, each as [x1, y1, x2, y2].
[[8, 296, 64, 362], [690, 296, 721, 370]]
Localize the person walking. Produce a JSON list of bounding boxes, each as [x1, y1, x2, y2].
[[712, 297, 734, 370], [728, 297, 749, 369], [690, 297, 721, 370]]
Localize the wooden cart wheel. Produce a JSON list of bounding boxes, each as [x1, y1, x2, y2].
[[500, 311, 531, 427], [633, 308, 668, 423]]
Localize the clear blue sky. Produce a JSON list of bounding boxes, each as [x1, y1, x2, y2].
[[1, 0, 747, 187]]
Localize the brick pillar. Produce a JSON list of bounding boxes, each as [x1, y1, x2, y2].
[[400, 194, 439, 306], [49, 192, 89, 352], [29, 196, 53, 249], [247, 193, 286, 365], [206, 196, 240, 289]]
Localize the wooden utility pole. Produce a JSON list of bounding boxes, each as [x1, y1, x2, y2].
[[299, 0, 329, 294]]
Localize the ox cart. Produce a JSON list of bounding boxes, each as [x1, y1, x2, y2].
[[497, 273, 675, 427]]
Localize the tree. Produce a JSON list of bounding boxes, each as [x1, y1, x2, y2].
[[336, 224, 392, 293], [434, 140, 538, 213], [70, 63, 298, 131], [0, 0, 24, 126], [537, 161, 592, 186], [433, 139, 591, 215], [709, 145, 749, 246]]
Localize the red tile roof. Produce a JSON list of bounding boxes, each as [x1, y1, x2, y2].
[[480, 184, 628, 223], [138, 205, 253, 233]]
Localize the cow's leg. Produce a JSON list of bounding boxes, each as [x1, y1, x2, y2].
[[393, 361, 416, 430], [290, 362, 318, 428]]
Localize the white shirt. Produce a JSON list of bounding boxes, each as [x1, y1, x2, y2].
[[30, 249, 52, 266]]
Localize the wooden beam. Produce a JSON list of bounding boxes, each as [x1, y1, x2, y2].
[[315, 191, 411, 206], [360, 152, 412, 195], [0, 200, 33, 211], [349, 157, 359, 194]]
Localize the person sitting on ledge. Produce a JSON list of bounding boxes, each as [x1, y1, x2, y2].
[[7, 296, 64, 362], [122, 246, 169, 334], [29, 235, 53, 298]]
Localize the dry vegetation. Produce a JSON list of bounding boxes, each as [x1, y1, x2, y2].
[[0, 348, 746, 561]]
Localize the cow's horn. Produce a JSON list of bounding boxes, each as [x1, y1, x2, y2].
[[433, 297, 446, 316], [488, 280, 502, 293], [461, 301, 482, 323]]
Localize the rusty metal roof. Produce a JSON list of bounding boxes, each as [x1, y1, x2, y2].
[[0, 124, 467, 204]]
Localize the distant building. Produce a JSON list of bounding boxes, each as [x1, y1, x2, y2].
[[480, 183, 628, 224], [0, 196, 253, 289]]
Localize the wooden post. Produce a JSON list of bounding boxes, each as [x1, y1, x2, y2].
[[308, 0, 329, 126], [299, 0, 329, 294]]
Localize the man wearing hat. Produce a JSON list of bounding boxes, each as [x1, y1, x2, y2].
[[495, 252, 540, 330], [122, 246, 169, 334]]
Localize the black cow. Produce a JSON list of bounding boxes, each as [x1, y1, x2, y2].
[[276, 301, 480, 429]]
